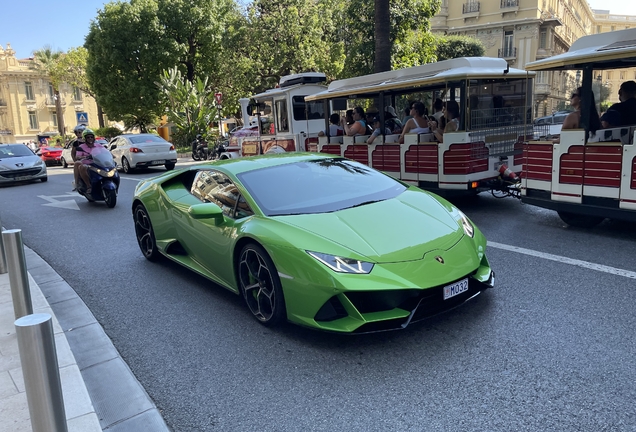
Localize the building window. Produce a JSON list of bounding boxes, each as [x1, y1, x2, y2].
[[51, 113, 58, 127], [28, 111, 38, 130], [539, 30, 547, 49], [48, 83, 55, 98], [620, 71, 625, 80], [73, 87, 82, 101], [606, 71, 612, 80], [611, 26, 615, 31], [24, 82, 34, 101], [596, 25, 601, 33], [503, 30, 514, 57]]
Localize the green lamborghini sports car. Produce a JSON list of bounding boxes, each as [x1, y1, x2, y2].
[[132, 153, 494, 333]]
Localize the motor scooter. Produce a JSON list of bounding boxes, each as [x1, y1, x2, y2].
[[191, 135, 208, 161], [76, 146, 120, 208]]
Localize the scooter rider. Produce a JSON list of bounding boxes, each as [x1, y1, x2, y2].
[[75, 129, 99, 194], [192, 134, 208, 159], [71, 124, 86, 190]]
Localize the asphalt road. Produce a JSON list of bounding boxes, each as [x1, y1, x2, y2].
[[1, 162, 635, 431]]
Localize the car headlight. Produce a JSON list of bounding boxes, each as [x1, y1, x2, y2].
[[35, 160, 44, 167], [458, 211, 474, 238], [307, 251, 374, 274]]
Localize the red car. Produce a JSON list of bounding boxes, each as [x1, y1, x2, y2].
[[36, 146, 63, 166]]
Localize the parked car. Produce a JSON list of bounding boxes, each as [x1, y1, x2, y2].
[[109, 134, 177, 173], [132, 153, 494, 332], [533, 112, 570, 136], [61, 138, 109, 168], [0, 144, 47, 184], [36, 146, 63, 166]]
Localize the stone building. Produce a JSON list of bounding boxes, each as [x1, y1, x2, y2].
[[431, 0, 635, 117], [0, 43, 102, 144]]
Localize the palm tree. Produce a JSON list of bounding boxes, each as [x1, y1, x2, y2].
[[374, 0, 391, 73], [33, 46, 65, 136]]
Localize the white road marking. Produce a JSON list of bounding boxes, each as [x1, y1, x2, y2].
[[488, 241, 636, 280], [38, 193, 80, 211]]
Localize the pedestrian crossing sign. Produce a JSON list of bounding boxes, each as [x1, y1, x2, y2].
[[76, 112, 89, 125]]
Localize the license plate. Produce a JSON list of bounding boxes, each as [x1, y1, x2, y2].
[[150, 160, 165, 165], [443, 278, 469, 300], [14, 176, 30, 181]]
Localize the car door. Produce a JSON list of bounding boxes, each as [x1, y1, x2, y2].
[[173, 169, 254, 289], [109, 138, 123, 166]]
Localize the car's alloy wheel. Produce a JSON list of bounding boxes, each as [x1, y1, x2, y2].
[[61, 157, 68, 168], [134, 204, 160, 261], [557, 211, 604, 229], [238, 243, 285, 325], [122, 157, 132, 173]]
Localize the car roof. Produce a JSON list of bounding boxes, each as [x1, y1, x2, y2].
[[196, 152, 337, 176]]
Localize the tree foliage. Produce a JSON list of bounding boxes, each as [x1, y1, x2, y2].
[[53, 47, 93, 97], [434, 35, 485, 61]]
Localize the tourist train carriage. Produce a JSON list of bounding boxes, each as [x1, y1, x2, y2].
[[522, 28, 636, 227]]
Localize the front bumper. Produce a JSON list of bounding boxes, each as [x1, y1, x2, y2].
[[0, 165, 47, 183]]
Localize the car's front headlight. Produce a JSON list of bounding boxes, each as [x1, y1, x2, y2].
[[307, 251, 374, 274], [458, 211, 474, 238], [35, 160, 44, 167]]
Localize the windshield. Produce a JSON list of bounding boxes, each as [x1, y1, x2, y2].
[[0, 145, 35, 158], [237, 158, 407, 216], [91, 145, 115, 168], [129, 135, 167, 144]]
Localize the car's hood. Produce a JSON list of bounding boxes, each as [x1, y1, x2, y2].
[[275, 190, 463, 263], [0, 156, 41, 170]]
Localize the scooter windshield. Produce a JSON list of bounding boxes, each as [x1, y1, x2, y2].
[[91, 145, 116, 169]]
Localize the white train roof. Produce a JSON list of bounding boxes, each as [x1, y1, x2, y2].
[[526, 27, 636, 71], [306, 57, 530, 101]]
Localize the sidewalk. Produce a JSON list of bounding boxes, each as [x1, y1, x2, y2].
[[0, 245, 170, 431]]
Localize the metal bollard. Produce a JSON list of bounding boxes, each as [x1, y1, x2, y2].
[[15, 313, 68, 432], [3, 229, 33, 319], [0, 215, 7, 274]]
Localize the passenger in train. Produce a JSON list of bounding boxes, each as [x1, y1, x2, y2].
[[318, 113, 344, 137], [398, 101, 430, 144], [402, 103, 414, 124], [341, 106, 368, 136], [431, 98, 444, 123], [385, 106, 403, 134], [600, 109, 620, 129], [367, 117, 392, 144], [560, 87, 601, 136], [607, 81, 636, 126], [431, 100, 460, 142]]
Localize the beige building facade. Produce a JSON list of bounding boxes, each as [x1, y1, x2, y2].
[[0, 43, 102, 144], [432, 0, 635, 118]]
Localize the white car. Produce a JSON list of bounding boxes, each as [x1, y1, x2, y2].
[[60, 138, 109, 168], [108, 134, 177, 173]]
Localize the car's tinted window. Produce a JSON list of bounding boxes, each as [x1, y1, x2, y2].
[[0, 145, 35, 158], [237, 158, 407, 216], [128, 135, 167, 144], [191, 170, 253, 218], [554, 115, 567, 124]]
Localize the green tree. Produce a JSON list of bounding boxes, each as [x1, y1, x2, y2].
[[341, 0, 440, 77], [158, 67, 217, 147], [85, 0, 176, 131], [434, 35, 485, 61], [33, 46, 65, 135]]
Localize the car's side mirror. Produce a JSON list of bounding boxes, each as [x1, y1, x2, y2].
[[188, 203, 224, 224]]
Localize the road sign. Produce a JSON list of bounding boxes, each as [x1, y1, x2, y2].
[[76, 112, 89, 125], [215, 92, 222, 105]]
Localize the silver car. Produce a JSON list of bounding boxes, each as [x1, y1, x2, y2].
[[108, 134, 177, 173], [0, 144, 47, 184]]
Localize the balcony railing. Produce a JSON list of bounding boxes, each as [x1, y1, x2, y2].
[[498, 47, 517, 59], [535, 83, 551, 95], [45, 96, 66, 106], [501, 0, 519, 7], [463, 2, 480, 13]]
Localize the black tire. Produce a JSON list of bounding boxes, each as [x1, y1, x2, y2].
[[40, 177, 48, 182], [104, 189, 117, 208], [61, 157, 68, 168], [165, 162, 175, 171], [238, 243, 286, 325], [134, 204, 160, 261], [557, 211, 604, 228], [122, 157, 132, 173], [192, 152, 201, 161]]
